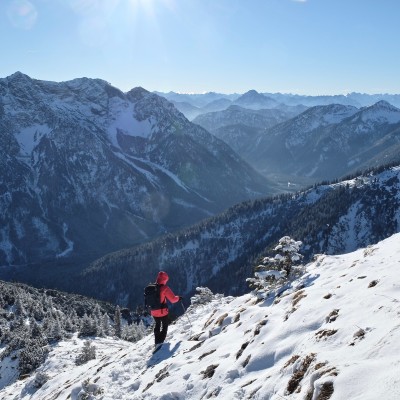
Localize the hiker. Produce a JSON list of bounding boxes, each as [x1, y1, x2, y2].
[[150, 271, 182, 350]]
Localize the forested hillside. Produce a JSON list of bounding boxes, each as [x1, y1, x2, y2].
[[77, 164, 400, 308], [0, 280, 144, 386]]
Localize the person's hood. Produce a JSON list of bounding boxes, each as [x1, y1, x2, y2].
[[156, 271, 169, 285]]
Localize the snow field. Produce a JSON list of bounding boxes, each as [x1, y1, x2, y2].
[[2, 233, 400, 399]]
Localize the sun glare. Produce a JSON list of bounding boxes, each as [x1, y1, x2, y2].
[[127, 0, 176, 18]]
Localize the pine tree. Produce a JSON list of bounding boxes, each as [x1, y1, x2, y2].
[[102, 313, 111, 336], [247, 236, 304, 299], [51, 318, 63, 341], [136, 320, 147, 339], [18, 338, 48, 376], [79, 314, 96, 337], [114, 306, 122, 338], [30, 318, 43, 340], [15, 295, 25, 317], [64, 316, 75, 333]]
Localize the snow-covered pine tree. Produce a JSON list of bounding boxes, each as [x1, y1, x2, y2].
[[15, 295, 26, 317], [114, 306, 122, 338], [79, 313, 97, 337], [30, 318, 43, 340], [190, 287, 223, 306], [102, 313, 111, 336], [51, 318, 64, 341], [75, 340, 96, 366], [32, 302, 45, 321], [91, 304, 102, 334], [64, 315, 76, 334], [121, 320, 147, 343], [18, 338, 48, 376], [247, 236, 304, 299], [69, 309, 80, 331]]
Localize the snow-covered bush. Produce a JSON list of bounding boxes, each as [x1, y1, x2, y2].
[[77, 378, 104, 399], [190, 287, 224, 307], [33, 371, 50, 388], [75, 341, 96, 366], [247, 236, 304, 299], [121, 321, 147, 343], [18, 338, 48, 375]]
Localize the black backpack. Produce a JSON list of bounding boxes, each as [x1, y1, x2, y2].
[[144, 283, 167, 310]]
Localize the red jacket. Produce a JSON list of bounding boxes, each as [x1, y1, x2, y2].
[[151, 271, 180, 317]]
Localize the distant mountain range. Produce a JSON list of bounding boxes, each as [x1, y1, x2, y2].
[[252, 101, 400, 181], [191, 99, 400, 184], [158, 89, 400, 120], [0, 72, 273, 267], [192, 104, 306, 158]]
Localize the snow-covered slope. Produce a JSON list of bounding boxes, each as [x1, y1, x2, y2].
[[2, 233, 400, 399]]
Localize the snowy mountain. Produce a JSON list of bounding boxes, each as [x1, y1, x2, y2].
[[0, 72, 273, 266], [233, 89, 279, 110], [53, 164, 400, 309], [201, 98, 233, 113], [168, 101, 202, 120], [252, 101, 400, 181], [170, 98, 234, 121], [193, 105, 300, 133], [2, 232, 400, 399], [192, 105, 306, 157]]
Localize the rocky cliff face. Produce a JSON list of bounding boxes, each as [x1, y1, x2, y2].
[[0, 72, 272, 266]]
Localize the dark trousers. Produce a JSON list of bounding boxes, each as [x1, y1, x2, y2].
[[154, 315, 169, 345]]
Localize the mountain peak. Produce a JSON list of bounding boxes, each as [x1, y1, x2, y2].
[[234, 90, 277, 109], [126, 86, 151, 102], [357, 100, 400, 124], [369, 99, 399, 111], [244, 89, 259, 95], [240, 89, 262, 99], [7, 71, 32, 83]]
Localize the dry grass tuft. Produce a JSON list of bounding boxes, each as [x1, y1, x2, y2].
[[283, 354, 300, 369], [286, 353, 316, 394], [317, 381, 334, 399], [236, 341, 250, 360], [325, 309, 339, 323], [293, 290, 307, 307], [201, 364, 218, 379], [315, 329, 337, 340]]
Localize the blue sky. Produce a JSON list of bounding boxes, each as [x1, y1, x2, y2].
[[1, 0, 399, 95]]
